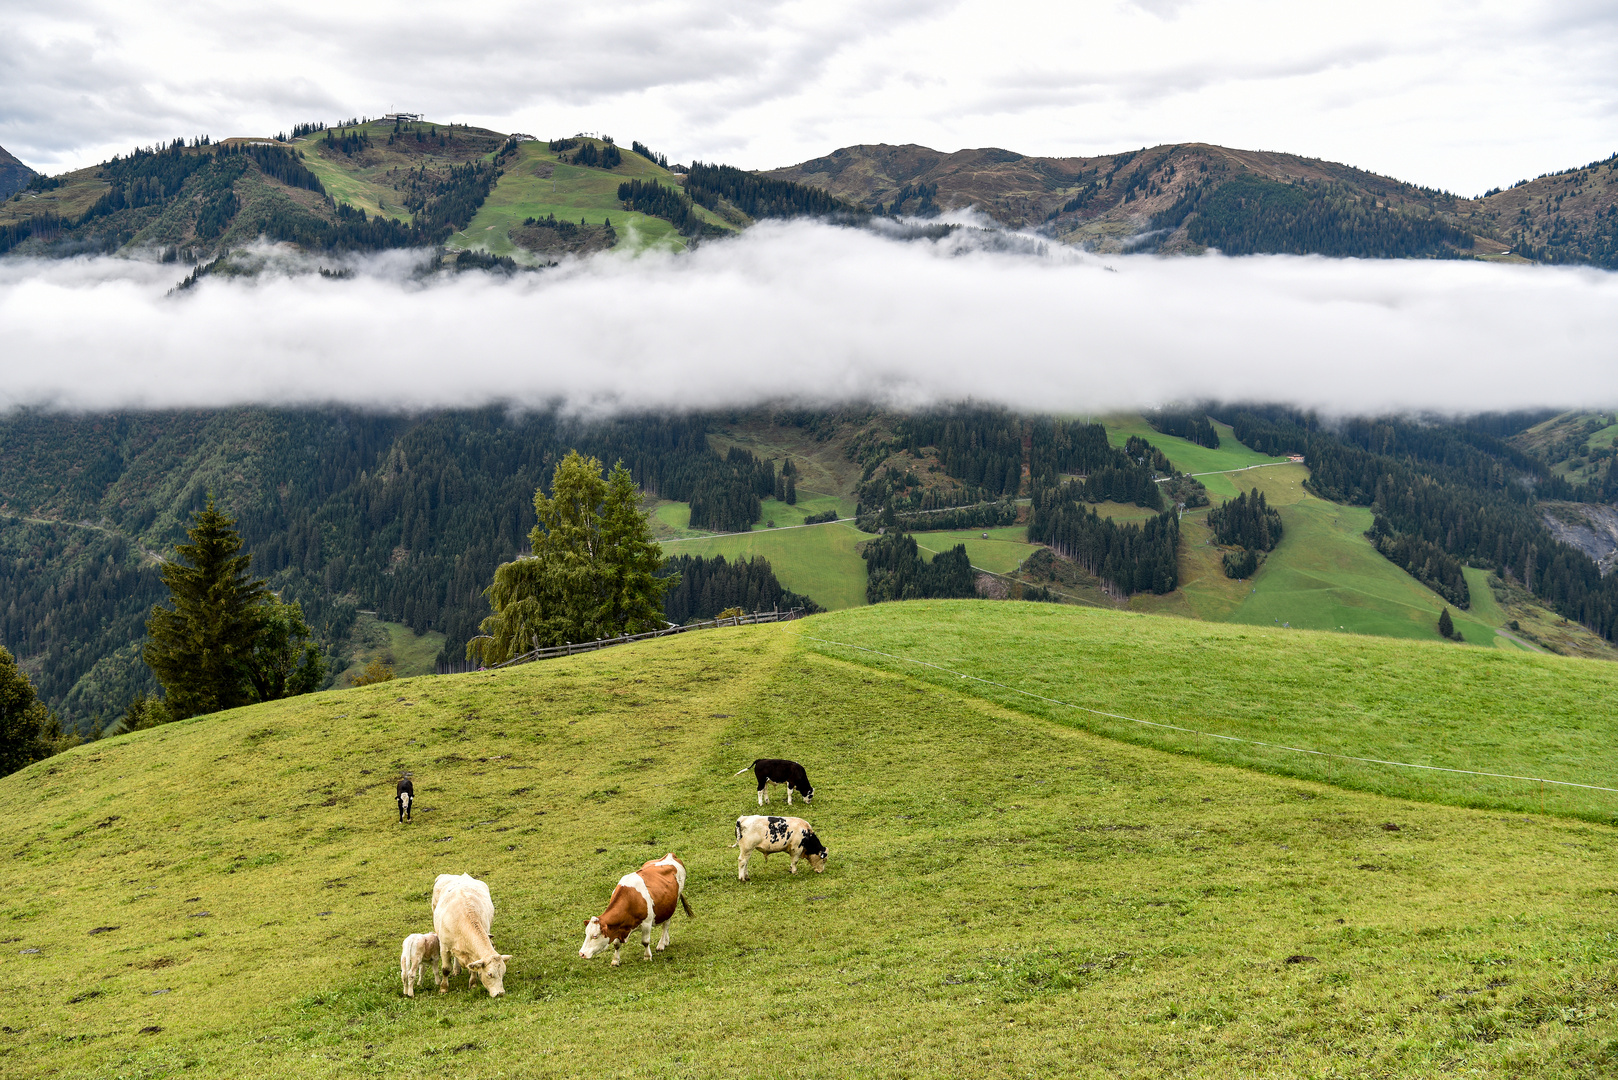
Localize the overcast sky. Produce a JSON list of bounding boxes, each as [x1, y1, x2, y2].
[[5, 0, 1616, 194]]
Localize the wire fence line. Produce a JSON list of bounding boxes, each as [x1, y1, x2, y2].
[[800, 634, 1618, 798]]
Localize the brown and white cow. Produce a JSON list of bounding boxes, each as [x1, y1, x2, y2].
[[431, 873, 511, 997], [399, 931, 439, 998], [578, 853, 694, 967], [731, 815, 828, 881]]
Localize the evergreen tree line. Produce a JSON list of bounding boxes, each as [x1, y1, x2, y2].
[[684, 163, 851, 219], [616, 179, 699, 234], [657, 554, 822, 624], [571, 140, 623, 169], [891, 409, 1170, 507], [323, 128, 372, 155], [1164, 175, 1474, 258], [631, 141, 669, 168], [863, 533, 976, 603], [686, 447, 778, 532], [1366, 516, 1470, 607], [1216, 404, 1618, 641], [1025, 498, 1180, 598], [1207, 489, 1282, 551], [862, 500, 1019, 533], [1144, 408, 1220, 448]]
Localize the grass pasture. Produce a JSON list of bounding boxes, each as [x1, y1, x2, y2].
[[660, 521, 870, 611], [806, 602, 1618, 822], [5, 611, 1618, 1077], [912, 526, 1038, 574], [1158, 464, 1508, 644], [449, 140, 731, 257], [1102, 414, 1289, 491]]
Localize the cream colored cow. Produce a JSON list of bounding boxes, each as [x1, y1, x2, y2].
[[430, 873, 511, 997]]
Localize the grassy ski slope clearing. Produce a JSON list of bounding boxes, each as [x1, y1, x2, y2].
[[5, 607, 1618, 1077]]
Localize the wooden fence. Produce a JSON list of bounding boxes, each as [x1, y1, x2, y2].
[[471, 608, 807, 670]]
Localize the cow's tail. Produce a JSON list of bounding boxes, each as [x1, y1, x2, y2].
[[729, 817, 742, 848], [732, 763, 754, 777], [679, 891, 695, 919]]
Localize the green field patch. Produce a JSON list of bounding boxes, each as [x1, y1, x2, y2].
[[911, 526, 1037, 574], [1167, 464, 1498, 644], [660, 521, 869, 610], [6, 619, 1618, 1076], [1103, 413, 1289, 478], [448, 141, 730, 257], [757, 491, 850, 529]]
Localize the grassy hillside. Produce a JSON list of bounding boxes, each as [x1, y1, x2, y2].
[[661, 520, 870, 610], [6, 609, 1618, 1078], [446, 139, 733, 257]]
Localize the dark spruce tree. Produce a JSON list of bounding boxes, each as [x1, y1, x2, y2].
[[144, 497, 325, 719]]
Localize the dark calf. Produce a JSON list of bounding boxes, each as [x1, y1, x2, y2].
[[397, 778, 414, 822], [732, 758, 814, 806]]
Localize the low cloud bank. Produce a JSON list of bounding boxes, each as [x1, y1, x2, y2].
[[2, 220, 1616, 417]]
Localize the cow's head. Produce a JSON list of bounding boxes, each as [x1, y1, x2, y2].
[[800, 786, 813, 803], [801, 831, 829, 873], [466, 954, 512, 997], [578, 916, 615, 960]]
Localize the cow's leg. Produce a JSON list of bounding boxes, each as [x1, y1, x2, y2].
[[657, 921, 671, 952], [642, 921, 654, 960], [757, 782, 766, 806], [437, 951, 450, 994], [611, 941, 623, 968], [790, 852, 799, 873], [787, 785, 793, 805], [738, 848, 750, 881]]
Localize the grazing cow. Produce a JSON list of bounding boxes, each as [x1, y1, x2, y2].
[[731, 815, 828, 881], [578, 853, 693, 967], [430, 873, 511, 997], [733, 758, 814, 806], [399, 932, 439, 998], [396, 777, 414, 822]]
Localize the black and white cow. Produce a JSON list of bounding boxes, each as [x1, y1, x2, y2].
[[397, 777, 414, 823], [730, 815, 828, 880], [732, 758, 814, 806]]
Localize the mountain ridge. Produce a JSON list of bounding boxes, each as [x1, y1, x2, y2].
[[766, 140, 1618, 266]]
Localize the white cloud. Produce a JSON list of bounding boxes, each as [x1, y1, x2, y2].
[[2, 222, 1614, 417], [2, 1, 1616, 193]]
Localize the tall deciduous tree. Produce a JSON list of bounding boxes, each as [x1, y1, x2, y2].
[[470, 452, 674, 664], [0, 645, 69, 777], [145, 497, 325, 719]]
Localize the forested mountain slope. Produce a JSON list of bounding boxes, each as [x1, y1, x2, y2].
[[0, 408, 799, 732]]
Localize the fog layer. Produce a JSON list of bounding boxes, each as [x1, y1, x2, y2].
[[2, 220, 1614, 416]]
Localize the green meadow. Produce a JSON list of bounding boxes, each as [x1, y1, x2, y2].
[[6, 609, 1618, 1078], [660, 521, 871, 611], [1146, 463, 1509, 646], [912, 526, 1040, 575], [1103, 414, 1290, 496], [448, 140, 732, 257], [806, 602, 1618, 821]]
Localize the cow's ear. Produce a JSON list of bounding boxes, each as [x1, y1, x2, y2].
[[468, 959, 486, 970], [499, 954, 513, 962]]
